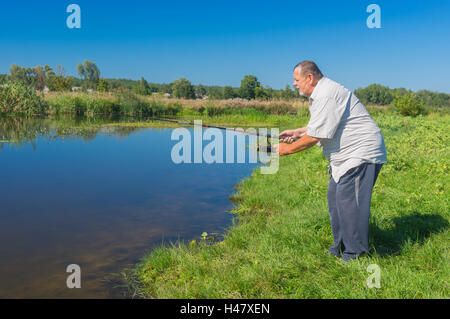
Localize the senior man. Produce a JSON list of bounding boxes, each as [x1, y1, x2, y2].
[[275, 61, 387, 262]]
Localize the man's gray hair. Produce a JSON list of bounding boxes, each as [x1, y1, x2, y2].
[[293, 61, 323, 79]]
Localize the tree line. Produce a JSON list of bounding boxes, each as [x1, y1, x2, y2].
[[4, 61, 102, 92], [1, 62, 449, 107], [1, 61, 301, 101], [354, 83, 450, 108]]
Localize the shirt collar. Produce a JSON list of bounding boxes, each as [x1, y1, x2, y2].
[[309, 77, 326, 102]]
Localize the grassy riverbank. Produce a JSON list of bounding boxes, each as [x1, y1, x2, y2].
[[127, 110, 449, 299], [42, 92, 305, 117]]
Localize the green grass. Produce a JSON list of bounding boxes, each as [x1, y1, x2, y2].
[[45, 92, 182, 116], [43, 92, 304, 118], [127, 111, 449, 299]]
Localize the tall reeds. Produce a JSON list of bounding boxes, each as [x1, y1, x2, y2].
[[0, 82, 46, 115]]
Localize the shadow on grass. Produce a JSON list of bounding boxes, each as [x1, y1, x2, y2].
[[370, 212, 449, 257]]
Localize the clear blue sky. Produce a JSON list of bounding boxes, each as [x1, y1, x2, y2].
[[1, 0, 449, 92]]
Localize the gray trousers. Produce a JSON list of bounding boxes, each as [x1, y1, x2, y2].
[[327, 163, 383, 261]]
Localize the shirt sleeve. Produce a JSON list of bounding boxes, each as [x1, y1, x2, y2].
[[307, 97, 346, 139]]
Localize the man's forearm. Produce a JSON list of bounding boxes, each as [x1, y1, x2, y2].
[[282, 133, 320, 155]]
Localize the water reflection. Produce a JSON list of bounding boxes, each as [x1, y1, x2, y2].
[[0, 115, 157, 150]]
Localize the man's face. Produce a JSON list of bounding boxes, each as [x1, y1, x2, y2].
[[293, 68, 314, 98]]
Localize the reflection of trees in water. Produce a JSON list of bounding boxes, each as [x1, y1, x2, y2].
[[0, 115, 163, 149], [0, 116, 45, 150]]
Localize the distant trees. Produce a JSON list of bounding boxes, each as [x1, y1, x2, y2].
[[45, 65, 72, 92], [282, 85, 298, 99], [354, 84, 394, 105], [8, 64, 71, 92], [4, 65, 305, 100], [44, 65, 55, 77], [5, 61, 448, 107], [254, 86, 268, 100], [34, 66, 46, 91], [416, 90, 450, 108], [195, 84, 207, 98], [239, 75, 261, 100], [133, 77, 151, 95], [171, 78, 195, 99], [77, 60, 100, 89], [0, 74, 9, 84], [9, 64, 37, 88], [352, 83, 450, 114], [97, 78, 109, 92], [204, 86, 223, 99], [223, 86, 236, 99], [160, 83, 173, 95], [105, 78, 138, 91]]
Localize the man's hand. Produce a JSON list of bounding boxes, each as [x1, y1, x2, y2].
[[279, 128, 306, 143], [279, 129, 296, 143], [274, 133, 320, 156]]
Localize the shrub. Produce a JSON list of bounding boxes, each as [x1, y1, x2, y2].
[[166, 102, 182, 116], [114, 89, 151, 115], [97, 78, 109, 93], [393, 92, 428, 117], [68, 96, 87, 114], [85, 95, 120, 114], [206, 104, 224, 116], [260, 102, 293, 115], [47, 94, 87, 114]]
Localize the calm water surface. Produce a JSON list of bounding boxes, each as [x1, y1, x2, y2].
[[0, 117, 259, 298]]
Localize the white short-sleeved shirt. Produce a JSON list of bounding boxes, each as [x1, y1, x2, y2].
[[306, 77, 387, 183]]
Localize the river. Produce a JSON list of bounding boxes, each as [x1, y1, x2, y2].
[[0, 116, 260, 298]]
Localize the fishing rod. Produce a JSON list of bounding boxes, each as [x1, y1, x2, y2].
[[148, 117, 299, 153], [150, 117, 279, 138]]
